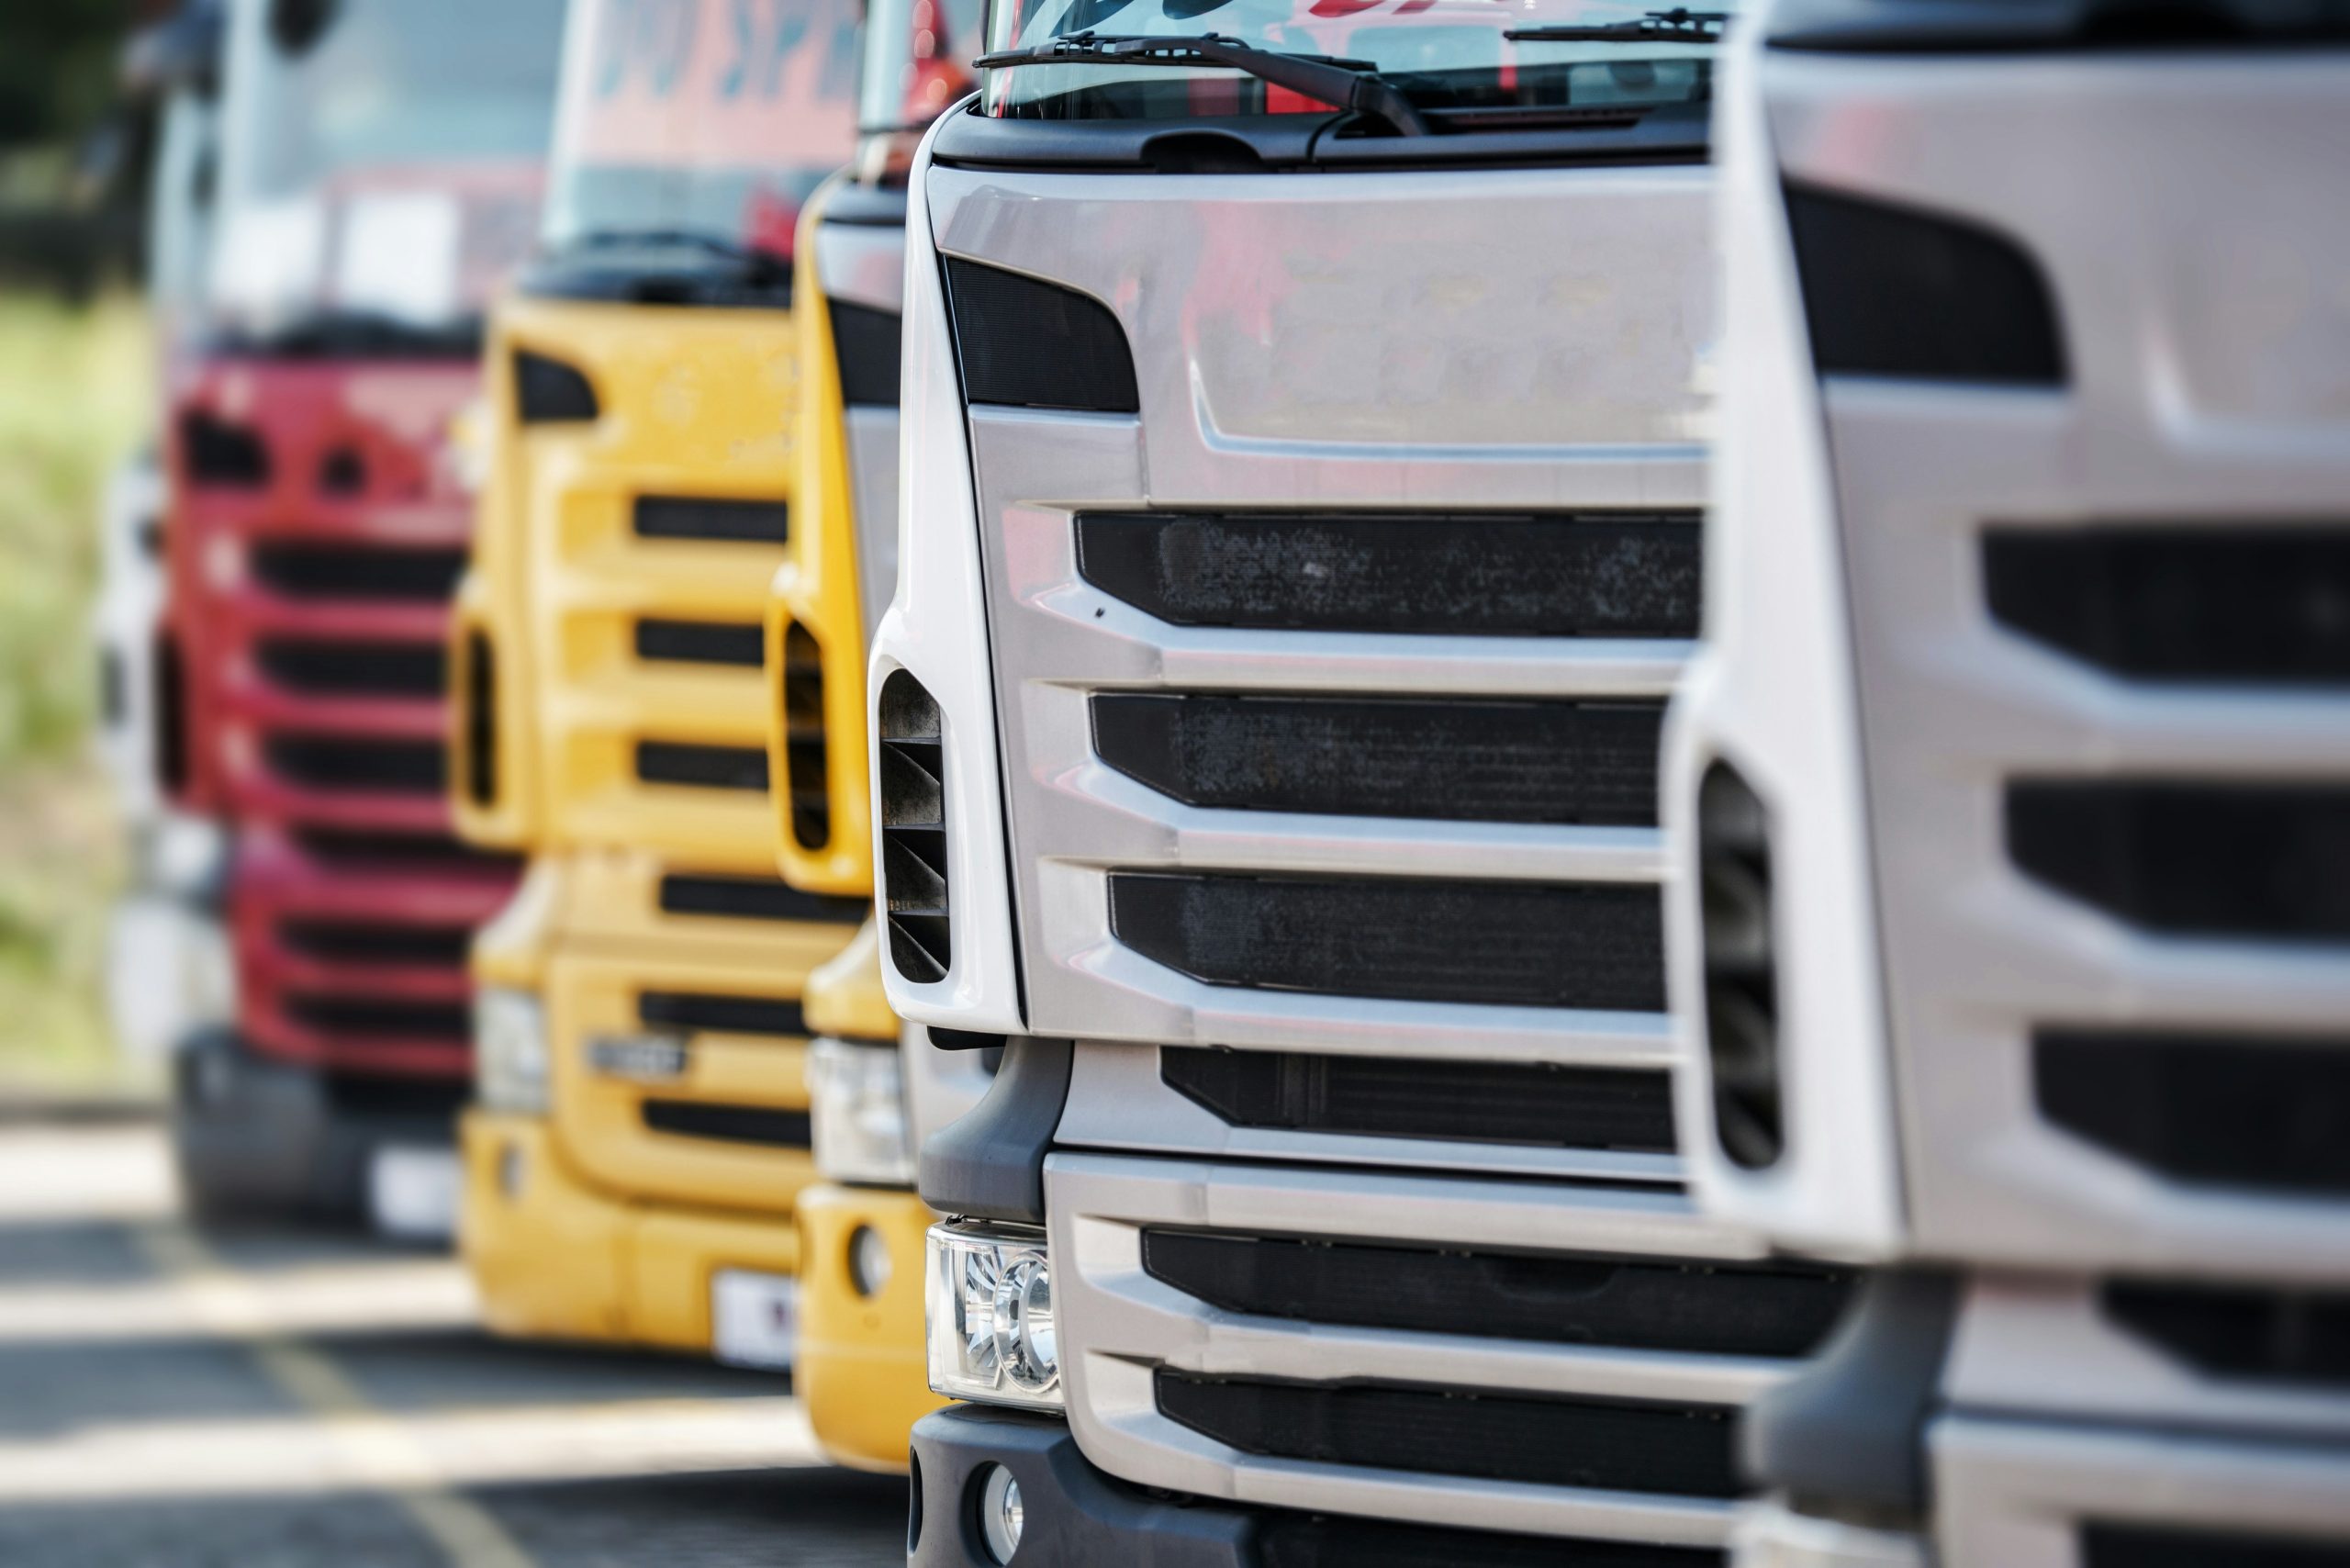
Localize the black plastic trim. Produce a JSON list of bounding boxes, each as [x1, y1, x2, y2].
[[917, 1035, 1070, 1224], [2102, 1279, 2350, 1390], [637, 991, 808, 1039], [943, 256, 1139, 413], [632, 740, 770, 792], [632, 617, 765, 667], [642, 1100, 812, 1148], [829, 300, 904, 409], [2082, 1524, 2350, 1568], [281, 994, 470, 1042], [632, 495, 789, 544], [1741, 1268, 1962, 1520], [1767, 0, 2350, 51], [1698, 761, 1785, 1170], [655, 874, 867, 924], [513, 349, 600, 423], [247, 543, 467, 603], [263, 734, 446, 795], [254, 637, 447, 699]]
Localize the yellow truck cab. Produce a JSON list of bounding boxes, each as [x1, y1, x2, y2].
[[767, 0, 990, 1469], [451, 0, 863, 1364]]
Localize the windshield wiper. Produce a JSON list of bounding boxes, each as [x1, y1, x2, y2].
[[561, 229, 789, 284], [1505, 7, 1729, 43], [974, 30, 1430, 137]]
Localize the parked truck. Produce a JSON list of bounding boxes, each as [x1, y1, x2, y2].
[[764, 0, 991, 1468], [451, 0, 870, 1366], [1663, 5, 2350, 1564], [163, 0, 563, 1230], [875, 4, 1862, 1561]]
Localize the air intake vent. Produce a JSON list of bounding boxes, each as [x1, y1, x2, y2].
[[657, 875, 867, 924], [2102, 1281, 2350, 1390], [247, 543, 467, 603], [642, 1100, 812, 1148], [2009, 781, 2350, 941], [1075, 512, 1700, 637], [321, 1072, 469, 1121], [154, 632, 188, 794], [1144, 1231, 1851, 1356], [943, 257, 1139, 413], [263, 734, 447, 794], [878, 671, 951, 984], [1698, 763, 1784, 1170], [282, 995, 470, 1042], [2083, 1527, 2350, 1568], [255, 638, 447, 699], [638, 991, 807, 1038], [1093, 693, 1663, 826], [290, 827, 518, 876], [633, 741, 769, 792], [463, 631, 496, 806], [781, 622, 831, 849], [513, 350, 599, 423], [1155, 1373, 1739, 1497], [632, 496, 789, 544], [828, 300, 903, 408], [1985, 526, 2350, 687], [2035, 1029, 2350, 1196], [1110, 873, 1665, 1013], [633, 618, 765, 666], [276, 920, 471, 967], [179, 410, 270, 487], [1784, 182, 2066, 386], [1160, 1048, 1675, 1152], [1258, 1517, 1719, 1568]]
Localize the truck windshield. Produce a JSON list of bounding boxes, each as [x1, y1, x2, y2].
[[209, 0, 565, 343], [543, 0, 860, 267], [860, 0, 987, 137], [981, 0, 1733, 124]]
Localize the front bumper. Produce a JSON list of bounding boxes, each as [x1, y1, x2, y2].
[[795, 1182, 940, 1473], [461, 1108, 800, 1356], [171, 1025, 456, 1222]]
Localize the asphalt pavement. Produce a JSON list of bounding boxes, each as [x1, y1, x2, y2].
[[0, 1118, 906, 1566]]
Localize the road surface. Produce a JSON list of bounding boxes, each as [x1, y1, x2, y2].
[[0, 1117, 906, 1566]]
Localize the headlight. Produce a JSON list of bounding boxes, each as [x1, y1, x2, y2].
[[180, 907, 237, 1026], [475, 987, 549, 1115], [809, 1036, 913, 1185], [926, 1221, 1061, 1410]]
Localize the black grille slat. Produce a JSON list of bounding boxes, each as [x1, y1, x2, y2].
[[633, 741, 769, 792], [632, 618, 765, 667], [247, 543, 467, 603], [2036, 1030, 2350, 1197], [179, 411, 270, 487], [656, 875, 867, 924], [1075, 512, 1700, 637], [2009, 782, 2350, 941], [2084, 1527, 2350, 1568], [321, 1072, 469, 1121], [632, 496, 789, 544], [1160, 1047, 1675, 1152], [463, 631, 497, 805], [155, 632, 188, 793], [878, 671, 951, 983], [1092, 693, 1664, 826], [1111, 872, 1665, 1013], [255, 638, 448, 699], [1156, 1373, 1739, 1497], [2102, 1281, 2350, 1389], [282, 996, 469, 1042], [1144, 1231, 1852, 1357], [642, 1100, 812, 1148], [514, 350, 599, 423], [1257, 1516, 1719, 1568], [638, 991, 807, 1039], [290, 827, 519, 876], [782, 622, 831, 850], [1986, 527, 2350, 687], [1699, 763, 1784, 1170], [264, 735, 447, 794], [276, 920, 472, 967]]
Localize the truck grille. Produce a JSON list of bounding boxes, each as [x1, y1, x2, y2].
[[246, 542, 466, 602], [2082, 1527, 2350, 1568], [2100, 1280, 2350, 1389], [656, 874, 867, 924], [282, 995, 469, 1043], [1159, 1048, 1675, 1152], [289, 827, 518, 876], [264, 735, 447, 794], [878, 670, 951, 983], [632, 741, 768, 792], [1091, 693, 1663, 824], [1154, 1373, 1740, 1497], [633, 618, 764, 667], [276, 919, 472, 967], [1109, 872, 1665, 1012], [255, 638, 447, 698], [642, 1100, 811, 1148], [1142, 1231, 1850, 1354], [780, 622, 831, 849], [632, 495, 789, 544], [637, 991, 806, 1038]]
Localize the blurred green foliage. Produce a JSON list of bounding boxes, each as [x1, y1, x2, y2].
[[0, 290, 149, 1092], [0, 0, 140, 151]]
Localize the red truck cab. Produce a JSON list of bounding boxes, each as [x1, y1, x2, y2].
[[163, 0, 563, 1226]]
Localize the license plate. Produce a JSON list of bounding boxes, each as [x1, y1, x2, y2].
[[367, 1145, 460, 1242], [711, 1269, 798, 1370]]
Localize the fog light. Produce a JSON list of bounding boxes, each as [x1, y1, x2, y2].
[[977, 1463, 1024, 1563], [849, 1224, 891, 1298], [475, 988, 549, 1116], [925, 1222, 1062, 1410]]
